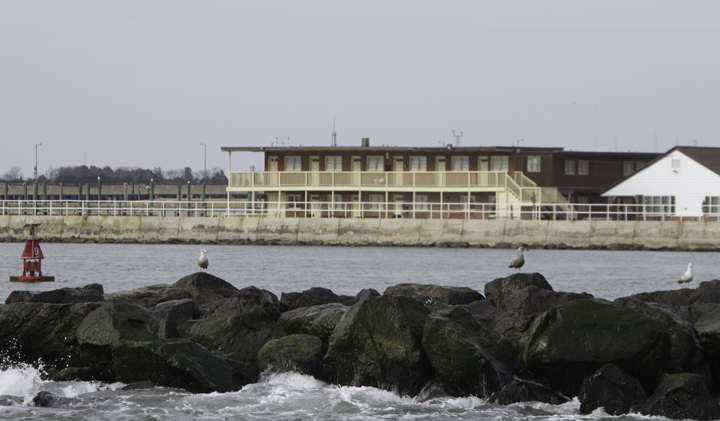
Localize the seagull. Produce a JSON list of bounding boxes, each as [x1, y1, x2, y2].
[[509, 247, 528, 272], [198, 249, 209, 269], [678, 263, 693, 284]]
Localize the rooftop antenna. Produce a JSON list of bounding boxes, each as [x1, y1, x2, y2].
[[331, 118, 337, 147], [272, 136, 290, 147], [452, 130, 463, 147]]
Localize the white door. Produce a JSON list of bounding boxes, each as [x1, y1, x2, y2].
[[478, 156, 489, 186], [393, 156, 404, 186], [310, 195, 320, 218], [268, 156, 278, 186], [351, 156, 361, 185], [435, 156, 445, 187], [351, 195, 360, 218], [394, 195, 404, 217], [309, 156, 319, 186]]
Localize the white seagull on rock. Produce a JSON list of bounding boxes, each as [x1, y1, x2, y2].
[[198, 249, 209, 270], [678, 263, 693, 284], [509, 247, 528, 272]]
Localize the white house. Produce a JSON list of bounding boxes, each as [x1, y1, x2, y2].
[[602, 147, 720, 218]]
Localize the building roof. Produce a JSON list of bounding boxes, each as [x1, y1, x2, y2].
[[221, 146, 564, 153], [602, 146, 720, 195]]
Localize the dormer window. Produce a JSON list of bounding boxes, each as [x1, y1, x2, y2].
[[672, 159, 681, 169]]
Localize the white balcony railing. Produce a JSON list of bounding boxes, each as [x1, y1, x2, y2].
[[1, 199, 717, 221], [229, 170, 518, 190]]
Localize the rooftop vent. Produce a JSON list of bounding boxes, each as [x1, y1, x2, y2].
[[361, 138, 370, 147]]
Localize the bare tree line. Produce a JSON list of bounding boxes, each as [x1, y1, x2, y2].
[[0, 165, 227, 185]]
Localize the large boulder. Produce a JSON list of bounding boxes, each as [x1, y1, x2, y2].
[[517, 299, 672, 395], [5, 284, 104, 304], [105, 284, 192, 308], [487, 379, 569, 405], [150, 299, 200, 339], [383, 283, 483, 305], [0, 302, 101, 368], [484, 273, 552, 306], [76, 300, 159, 347], [578, 364, 647, 415], [218, 286, 284, 320], [635, 373, 720, 421], [491, 285, 593, 345], [173, 272, 240, 306], [421, 307, 516, 397], [355, 288, 380, 303], [277, 303, 347, 345], [281, 287, 341, 311], [111, 339, 257, 393], [324, 295, 432, 396], [257, 334, 326, 377], [613, 297, 716, 390], [693, 307, 720, 363], [631, 280, 720, 308], [189, 303, 286, 363]]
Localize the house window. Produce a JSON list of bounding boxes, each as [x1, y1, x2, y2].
[[672, 159, 681, 169], [367, 156, 384, 171], [369, 195, 384, 210], [410, 156, 427, 171], [707, 197, 720, 215], [461, 196, 476, 210], [526, 156, 541, 173], [285, 157, 301, 171], [578, 160, 590, 175], [644, 196, 675, 215], [452, 157, 469, 171], [325, 156, 342, 171], [564, 160, 576, 175], [491, 156, 508, 171], [415, 195, 429, 210], [636, 161, 647, 170], [287, 194, 301, 208], [622, 161, 634, 175]]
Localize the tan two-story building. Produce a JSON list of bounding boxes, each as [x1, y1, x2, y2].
[[222, 140, 657, 220]]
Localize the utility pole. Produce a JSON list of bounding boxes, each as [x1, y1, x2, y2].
[[200, 142, 207, 182], [34, 142, 42, 182]]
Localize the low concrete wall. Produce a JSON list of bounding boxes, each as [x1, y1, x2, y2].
[[0, 215, 718, 250]]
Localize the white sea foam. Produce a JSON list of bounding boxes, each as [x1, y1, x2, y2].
[[0, 363, 44, 402]]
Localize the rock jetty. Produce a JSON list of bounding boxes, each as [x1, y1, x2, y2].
[[3, 272, 720, 419]]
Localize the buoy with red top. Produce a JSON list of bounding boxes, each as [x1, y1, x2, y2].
[[9, 222, 55, 283]]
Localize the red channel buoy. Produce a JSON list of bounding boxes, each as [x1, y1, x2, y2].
[[9, 222, 55, 283]]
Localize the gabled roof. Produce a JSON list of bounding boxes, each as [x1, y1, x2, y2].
[[602, 146, 720, 195]]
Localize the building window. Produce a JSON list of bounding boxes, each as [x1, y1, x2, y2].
[[526, 156, 541, 173], [369, 195, 384, 210], [367, 156, 384, 171], [576, 196, 589, 212], [285, 157, 301, 171], [461, 196, 476, 210], [644, 196, 675, 215], [325, 156, 342, 171], [564, 160, 576, 175], [622, 161, 634, 175], [672, 159, 681, 169], [415, 195, 429, 210], [452, 157, 469, 171], [707, 197, 720, 215], [287, 194, 301, 208], [491, 156, 508, 171], [636, 161, 647, 171], [578, 160, 590, 175], [410, 156, 427, 171]]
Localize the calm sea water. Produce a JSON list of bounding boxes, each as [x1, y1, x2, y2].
[[1, 243, 718, 420]]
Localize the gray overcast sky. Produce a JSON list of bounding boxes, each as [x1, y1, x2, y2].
[[1, 1, 719, 178]]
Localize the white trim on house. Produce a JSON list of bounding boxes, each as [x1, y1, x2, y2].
[[603, 150, 720, 217]]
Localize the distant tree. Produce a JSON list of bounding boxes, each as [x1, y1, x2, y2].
[[183, 167, 195, 183], [2, 166, 24, 182]]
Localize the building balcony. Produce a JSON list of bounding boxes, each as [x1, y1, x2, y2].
[[228, 170, 518, 192]]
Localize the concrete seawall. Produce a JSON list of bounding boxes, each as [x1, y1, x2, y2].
[[1, 215, 718, 250]]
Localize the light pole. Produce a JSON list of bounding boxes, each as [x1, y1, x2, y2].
[[200, 142, 207, 182], [34, 142, 42, 182]]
